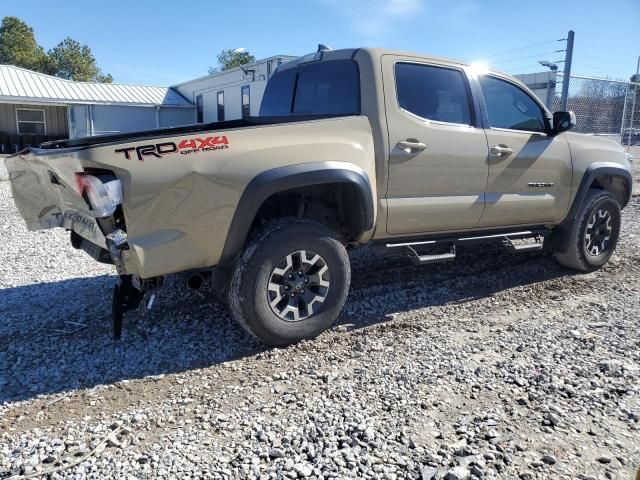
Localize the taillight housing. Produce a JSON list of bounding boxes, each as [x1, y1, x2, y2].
[[76, 173, 123, 218]]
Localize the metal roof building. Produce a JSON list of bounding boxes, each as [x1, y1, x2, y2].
[[0, 65, 191, 107], [0, 65, 195, 153], [173, 55, 295, 123]]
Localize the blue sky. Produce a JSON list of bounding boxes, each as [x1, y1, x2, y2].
[[2, 0, 639, 86]]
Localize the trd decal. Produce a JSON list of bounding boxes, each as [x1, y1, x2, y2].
[[115, 136, 229, 161], [52, 210, 96, 233]]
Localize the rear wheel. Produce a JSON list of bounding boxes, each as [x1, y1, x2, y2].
[[555, 189, 621, 271], [228, 218, 350, 346]]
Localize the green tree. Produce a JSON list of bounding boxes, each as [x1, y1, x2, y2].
[[46, 37, 112, 82], [0, 16, 112, 83], [208, 48, 255, 74], [0, 16, 47, 71]]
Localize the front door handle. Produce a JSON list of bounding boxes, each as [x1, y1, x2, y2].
[[397, 139, 428, 153], [490, 144, 514, 158]]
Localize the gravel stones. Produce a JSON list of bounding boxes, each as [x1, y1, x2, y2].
[[1, 181, 639, 479], [445, 466, 470, 480], [541, 454, 557, 465]]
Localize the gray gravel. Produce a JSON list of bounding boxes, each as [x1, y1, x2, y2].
[[1, 179, 639, 479], [0, 159, 8, 182]]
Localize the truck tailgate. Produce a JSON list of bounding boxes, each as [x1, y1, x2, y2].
[[4, 151, 107, 249]]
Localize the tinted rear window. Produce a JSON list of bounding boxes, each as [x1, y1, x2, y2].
[[395, 63, 472, 125], [259, 60, 360, 116]]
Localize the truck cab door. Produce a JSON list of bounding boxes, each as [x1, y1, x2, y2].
[[476, 74, 572, 227], [382, 55, 489, 235]]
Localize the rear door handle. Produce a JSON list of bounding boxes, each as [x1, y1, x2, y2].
[[397, 139, 428, 153], [490, 144, 514, 158]]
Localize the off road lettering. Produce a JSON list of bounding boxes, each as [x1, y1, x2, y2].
[[115, 136, 229, 161]]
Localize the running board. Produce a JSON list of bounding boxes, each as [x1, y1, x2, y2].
[[405, 244, 456, 265], [504, 235, 544, 253], [382, 229, 549, 265]]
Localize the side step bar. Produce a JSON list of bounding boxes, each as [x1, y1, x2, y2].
[[383, 229, 549, 265], [504, 236, 544, 252], [404, 244, 456, 265]]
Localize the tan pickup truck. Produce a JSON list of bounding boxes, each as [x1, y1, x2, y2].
[[6, 47, 633, 345]]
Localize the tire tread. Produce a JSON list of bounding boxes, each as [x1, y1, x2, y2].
[[555, 189, 621, 271], [228, 217, 350, 346]]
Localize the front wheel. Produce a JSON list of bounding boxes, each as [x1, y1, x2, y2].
[[555, 189, 621, 271], [228, 218, 350, 346]]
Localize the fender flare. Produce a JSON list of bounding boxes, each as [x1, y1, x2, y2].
[[546, 162, 632, 254], [564, 162, 632, 224], [219, 161, 374, 266]]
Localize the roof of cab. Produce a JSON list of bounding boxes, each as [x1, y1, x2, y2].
[[278, 47, 470, 70], [276, 47, 524, 88]]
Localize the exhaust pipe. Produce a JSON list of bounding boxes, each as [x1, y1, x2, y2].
[[186, 272, 205, 290]]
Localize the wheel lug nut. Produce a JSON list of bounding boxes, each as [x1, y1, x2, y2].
[[284, 285, 290, 290], [298, 271, 303, 275], [301, 289, 305, 294], [288, 274, 293, 279], [304, 278, 309, 283], [290, 293, 295, 297]]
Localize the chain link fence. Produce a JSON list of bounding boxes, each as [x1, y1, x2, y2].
[[551, 74, 640, 152]]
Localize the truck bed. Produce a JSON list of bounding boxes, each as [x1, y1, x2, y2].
[[40, 114, 354, 150], [6, 114, 376, 279]]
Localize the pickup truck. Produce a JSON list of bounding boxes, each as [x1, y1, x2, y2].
[[5, 47, 633, 346]]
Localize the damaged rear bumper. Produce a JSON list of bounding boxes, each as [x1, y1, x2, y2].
[[4, 150, 131, 274], [5, 151, 105, 246]]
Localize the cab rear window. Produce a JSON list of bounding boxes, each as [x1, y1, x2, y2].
[[259, 60, 360, 117]]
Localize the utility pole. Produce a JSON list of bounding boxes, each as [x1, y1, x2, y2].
[[627, 56, 640, 148], [560, 30, 574, 111]]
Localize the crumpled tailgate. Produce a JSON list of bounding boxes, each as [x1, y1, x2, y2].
[[4, 150, 106, 249]]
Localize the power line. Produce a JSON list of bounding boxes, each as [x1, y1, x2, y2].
[[502, 64, 548, 74], [577, 62, 633, 79], [478, 39, 565, 60], [502, 59, 565, 73], [489, 50, 566, 66]]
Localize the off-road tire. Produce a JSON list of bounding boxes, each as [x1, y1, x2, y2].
[[555, 189, 621, 271], [228, 218, 350, 346]]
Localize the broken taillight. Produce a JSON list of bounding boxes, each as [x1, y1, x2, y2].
[[75, 173, 123, 218]]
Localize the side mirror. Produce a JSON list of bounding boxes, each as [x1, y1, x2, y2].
[[552, 111, 576, 135]]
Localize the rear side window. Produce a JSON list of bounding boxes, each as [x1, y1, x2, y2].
[[395, 63, 472, 125], [260, 60, 360, 116], [479, 76, 546, 132]]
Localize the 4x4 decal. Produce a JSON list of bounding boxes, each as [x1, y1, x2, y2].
[[115, 135, 229, 161]]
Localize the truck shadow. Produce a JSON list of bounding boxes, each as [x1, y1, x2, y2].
[[0, 244, 573, 404]]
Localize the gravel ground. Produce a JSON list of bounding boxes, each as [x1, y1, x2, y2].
[[1, 179, 639, 480], [630, 150, 640, 196]]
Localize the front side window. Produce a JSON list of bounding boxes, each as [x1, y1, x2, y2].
[[241, 85, 250, 118], [17, 108, 46, 134], [395, 63, 472, 125], [196, 95, 203, 123], [217, 91, 225, 122], [479, 76, 546, 132]]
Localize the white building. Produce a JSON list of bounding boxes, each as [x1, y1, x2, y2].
[[0, 64, 194, 153], [515, 71, 558, 108], [173, 55, 296, 123], [0, 56, 300, 153]]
